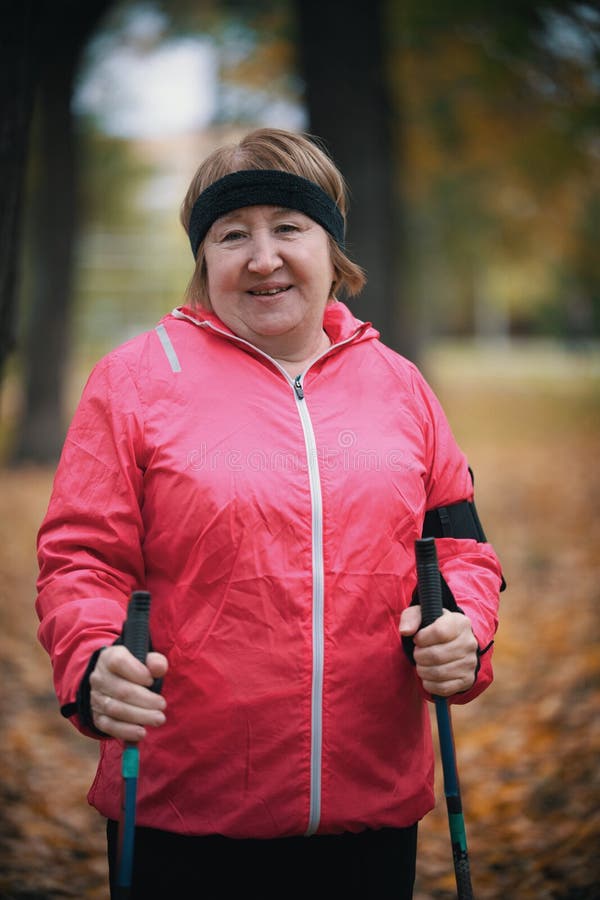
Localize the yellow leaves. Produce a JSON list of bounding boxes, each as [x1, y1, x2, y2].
[[224, 37, 295, 93], [392, 13, 599, 335], [414, 342, 600, 898]]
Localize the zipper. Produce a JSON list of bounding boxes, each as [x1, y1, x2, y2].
[[292, 371, 325, 836], [171, 308, 367, 834]]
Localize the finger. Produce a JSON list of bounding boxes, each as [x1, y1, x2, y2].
[[91, 713, 148, 743], [413, 609, 457, 647], [91, 692, 166, 727], [414, 633, 477, 669], [90, 691, 167, 740], [416, 655, 477, 695], [146, 651, 169, 679], [415, 611, 478, 654], [91, 673, 167, 711], [419, 666, 476, 695], [420, 674, 475, 697], [417, 653, 476, 681], [101, 645, 157, 686], [399, 605, 422, 636]]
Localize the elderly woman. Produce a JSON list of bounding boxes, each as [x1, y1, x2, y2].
[[36, 128, 503, 899]]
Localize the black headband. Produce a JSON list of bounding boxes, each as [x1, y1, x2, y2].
[[188, 169, 345, 258]]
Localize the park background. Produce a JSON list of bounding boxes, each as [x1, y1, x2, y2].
[[1, 1, 599, 897]]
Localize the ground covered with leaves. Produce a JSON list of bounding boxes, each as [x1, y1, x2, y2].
[[0, 342, 598, 899]]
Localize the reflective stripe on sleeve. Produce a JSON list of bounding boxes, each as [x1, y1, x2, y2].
[[155, 324, 182, 373]]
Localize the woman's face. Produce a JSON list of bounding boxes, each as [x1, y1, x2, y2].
[[203, 205, 335, 356]]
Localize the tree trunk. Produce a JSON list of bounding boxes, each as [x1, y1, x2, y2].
[[10, 2, 113, 464], [293, 0, 417, 359], [11, 44, 80, 462], [0, 2, 40, 383]]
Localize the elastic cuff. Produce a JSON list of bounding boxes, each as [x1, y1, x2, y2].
[[60, 647, 110, 737], [475, 639, 494, 676], [60, 627, 165, 736]]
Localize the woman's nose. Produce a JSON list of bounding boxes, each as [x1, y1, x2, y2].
[[247, 235, 282, 273]]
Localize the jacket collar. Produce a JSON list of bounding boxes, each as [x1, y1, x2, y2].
[[172, 300, 379, 349]]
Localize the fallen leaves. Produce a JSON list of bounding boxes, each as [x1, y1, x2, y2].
[[1, 343, 599, 898], [413, 343, 600, 899]]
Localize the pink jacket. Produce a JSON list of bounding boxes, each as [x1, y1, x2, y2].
[[36, 300, 502, 838]]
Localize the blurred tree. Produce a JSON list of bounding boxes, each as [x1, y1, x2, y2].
[[0, 3, 40, 385], [293, 0, 413, 357], [6, 0, 599, 464], [393, 0, 600, 338], [10, 1, 114, 464], [151, 0, 413, 354]]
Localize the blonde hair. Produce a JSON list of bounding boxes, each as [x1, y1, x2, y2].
[[180, 128, 366, 308]]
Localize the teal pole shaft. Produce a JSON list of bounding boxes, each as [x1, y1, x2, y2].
[[116, 591, 152, 900], [434, 695, 473, 898], [117, 745, 140, 897], [415, 538, 474, 900]]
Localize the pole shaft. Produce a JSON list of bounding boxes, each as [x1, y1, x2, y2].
[[415, 539, 474, 899], [116, 591, 152, 896]]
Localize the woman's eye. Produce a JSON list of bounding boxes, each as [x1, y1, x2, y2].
[[276, 223, 299, 234], [221, 230, 245, 242]]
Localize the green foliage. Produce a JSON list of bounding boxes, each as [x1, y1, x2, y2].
[[389, 0, 600, 337], [77, 123, 154, 228], [71, 0, 599, 344]]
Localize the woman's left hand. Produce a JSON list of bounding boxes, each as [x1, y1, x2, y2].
[[399, 606, 479, 696]]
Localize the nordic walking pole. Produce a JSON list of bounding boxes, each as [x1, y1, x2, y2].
[[116, 590, 152, 900], [415, 537, 474, 900]]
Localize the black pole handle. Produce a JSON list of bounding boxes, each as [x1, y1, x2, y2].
[[415, 537, 443, 627], [122, 590, 151, 663]]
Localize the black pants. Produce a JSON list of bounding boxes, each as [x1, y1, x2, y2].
[[107, 819, 417, 898]]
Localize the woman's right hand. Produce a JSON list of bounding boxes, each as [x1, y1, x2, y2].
[[89, 645, 168, 741]]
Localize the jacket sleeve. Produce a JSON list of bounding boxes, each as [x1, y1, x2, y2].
[[411, 365, 503, 705], [36, 352, 146, 737]]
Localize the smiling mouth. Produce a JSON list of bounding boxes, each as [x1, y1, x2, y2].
[[248, 286, 291, 297]]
